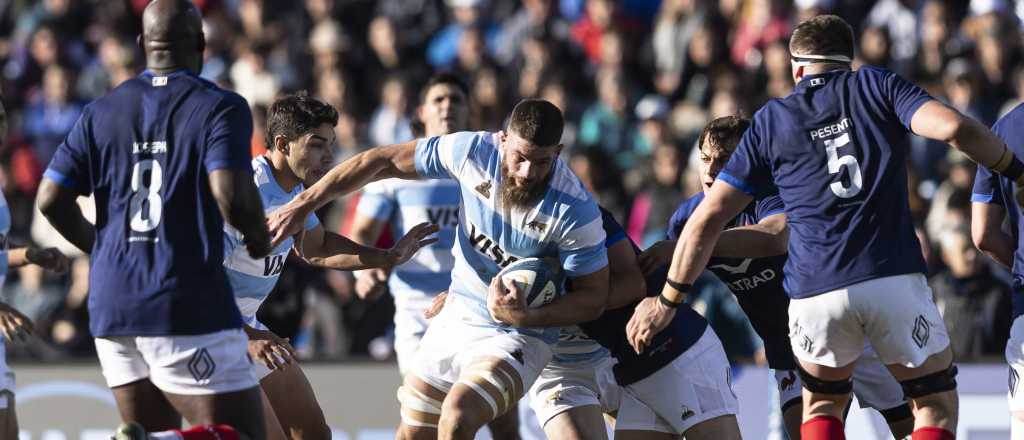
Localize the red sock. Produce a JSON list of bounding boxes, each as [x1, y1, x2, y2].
[[172, 425, 241, 440], [912, 427, 955, 440], [801, 415, 846, 440]]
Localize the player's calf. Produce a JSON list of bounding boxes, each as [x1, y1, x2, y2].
[[887, 347, 958, 438]]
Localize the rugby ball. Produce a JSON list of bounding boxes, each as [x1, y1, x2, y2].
[[496, 258, 566, 308]]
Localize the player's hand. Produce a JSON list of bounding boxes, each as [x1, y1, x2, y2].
[[626, 296, 676, 354], [267, 198, 314, 248], [638, 240, 675, 276], [26, 247, 70, 273], [487, 276, 529, 327], [246, 327, 298, 371], [244, 225, 273, 259], [387, 223, 440, 267], [424, 291, 449, 319], [355, 268, 389, 301], [0, 302, 32, 343]]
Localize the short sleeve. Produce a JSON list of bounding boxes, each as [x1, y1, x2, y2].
[[558, 199, 609, 277], [972, 162, 1005, 206], [754, 193, 786, 221], [356, 181, 397, 221], [666, 202, 691, 241], [304, 211, 320, 231], [44, 110, 92, 195], [719, 117, 773, 197], [883, 69, 934, 130], [204, 94, 254, 173], [599, 207, 627, 248], [414, 131, 481, 180]]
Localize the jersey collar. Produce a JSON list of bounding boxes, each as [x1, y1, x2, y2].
[[795, 69, 847, 91]]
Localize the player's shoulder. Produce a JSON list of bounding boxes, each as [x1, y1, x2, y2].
[[994, 103, 1024, 135]]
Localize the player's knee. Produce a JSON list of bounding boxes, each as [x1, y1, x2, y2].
[[900, 364, 958, 402], [397, 385, 443, 430], [797, 363, 853, 396], [439, 389, 491, 436]]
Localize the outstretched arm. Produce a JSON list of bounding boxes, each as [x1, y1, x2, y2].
[[298, 222, 438, 271], [209, 168, 271, 259], [627, 180, 752, 352], [268, 141, 419, 246]]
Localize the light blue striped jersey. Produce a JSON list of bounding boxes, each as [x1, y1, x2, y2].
[[223, 156, 319, 326], [414, 131, 608, 343], [356, 178, 459, 303], [551, 325, 608, 364]]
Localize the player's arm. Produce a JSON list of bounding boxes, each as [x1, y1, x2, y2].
[[209, 169, 271, 259], [711, 212, 788, 258], [525, 266, 610, 327], [627, 180, 751, 352], [639, 213, 787, 274], [911, 101, 1024, 185], [298, 223, 438, 271], [268, 141, 419, 246], [6, 247, 69, 272], [605, 240, 648, 310], [971, 200, 1014, 268], [37, 179, 95, 253]]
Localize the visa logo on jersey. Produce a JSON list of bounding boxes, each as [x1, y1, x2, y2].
[[426, 206, 459, 228], [467, 222, 519, 268], [263, 254, 285, 277]]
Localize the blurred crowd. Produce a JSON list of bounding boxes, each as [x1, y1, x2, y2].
[[0, 0, 1020, 365]]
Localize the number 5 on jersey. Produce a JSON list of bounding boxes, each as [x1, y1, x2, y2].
[[129, 159, 163, 233], [824, 133, 862, 198]]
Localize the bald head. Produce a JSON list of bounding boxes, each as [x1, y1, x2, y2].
[[141, 0, 205, 73]]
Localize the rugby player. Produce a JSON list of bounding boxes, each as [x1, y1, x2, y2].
[[0, 96, 70, 439], [628, 15, 1024, 440], [640, 115, 913, 439], [225, 93, 437, 439], [972, 96, 1024, 439], [268, 99, 610, 440], [349, 73, 522, 439], [38, 0, 271, 438]]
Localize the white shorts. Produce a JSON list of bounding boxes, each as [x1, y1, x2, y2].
[[409, 296, 552, 402], [394, 297, 434, 376], [602, 327, 738, 435], [774, 344, 907, 414], [94, 329, 258, 395], [528, 355, 616, 427], [788, 274, 949, 368], [1007, 316, 1024, 412]]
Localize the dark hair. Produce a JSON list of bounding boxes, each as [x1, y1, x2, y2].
[[790, 15, 855, 59], [700, 116, 750, 157], [418, 72, 470, 105], [507, 99, 564, 147], [266, 93, 339, 150]]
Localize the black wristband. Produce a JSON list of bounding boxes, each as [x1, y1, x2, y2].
[[659, 294, 681, 308], [666, 279, 692, 293], [1003, 156, 1024, 183]]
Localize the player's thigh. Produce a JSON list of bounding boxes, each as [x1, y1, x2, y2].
[[259, 387, 287, 440], [544, 405, 608, 440], [109, 378, 182, 430], [453, 332, 553, 421], [136, 329, 265, 438], [260, 364, 329, 439], [857, 274, 950, 369], [528, 358, 606, 432], [394, 303, 431, 376], [619, 328, 738, 437], [851, 345, 913, 436], [788, 287, 865, 369], [1009, 317, 1024, 415]]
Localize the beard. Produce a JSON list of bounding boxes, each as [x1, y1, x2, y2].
[[500, 164, 551, 209]]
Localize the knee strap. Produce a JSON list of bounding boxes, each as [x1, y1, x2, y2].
[[796, 363, 853, 395], [900, 365, 958, 399], [397, 386, 442, 428]]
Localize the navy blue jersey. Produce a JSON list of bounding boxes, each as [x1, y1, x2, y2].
[[972, 103, 1024, 320], [578, 208, 709, 386], [44, 70, 252, 337], [668, 192, 795, 370], [720, 67, 930, 299]]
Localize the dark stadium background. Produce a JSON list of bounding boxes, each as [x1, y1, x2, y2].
[[0, 0, 1014, 368]]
